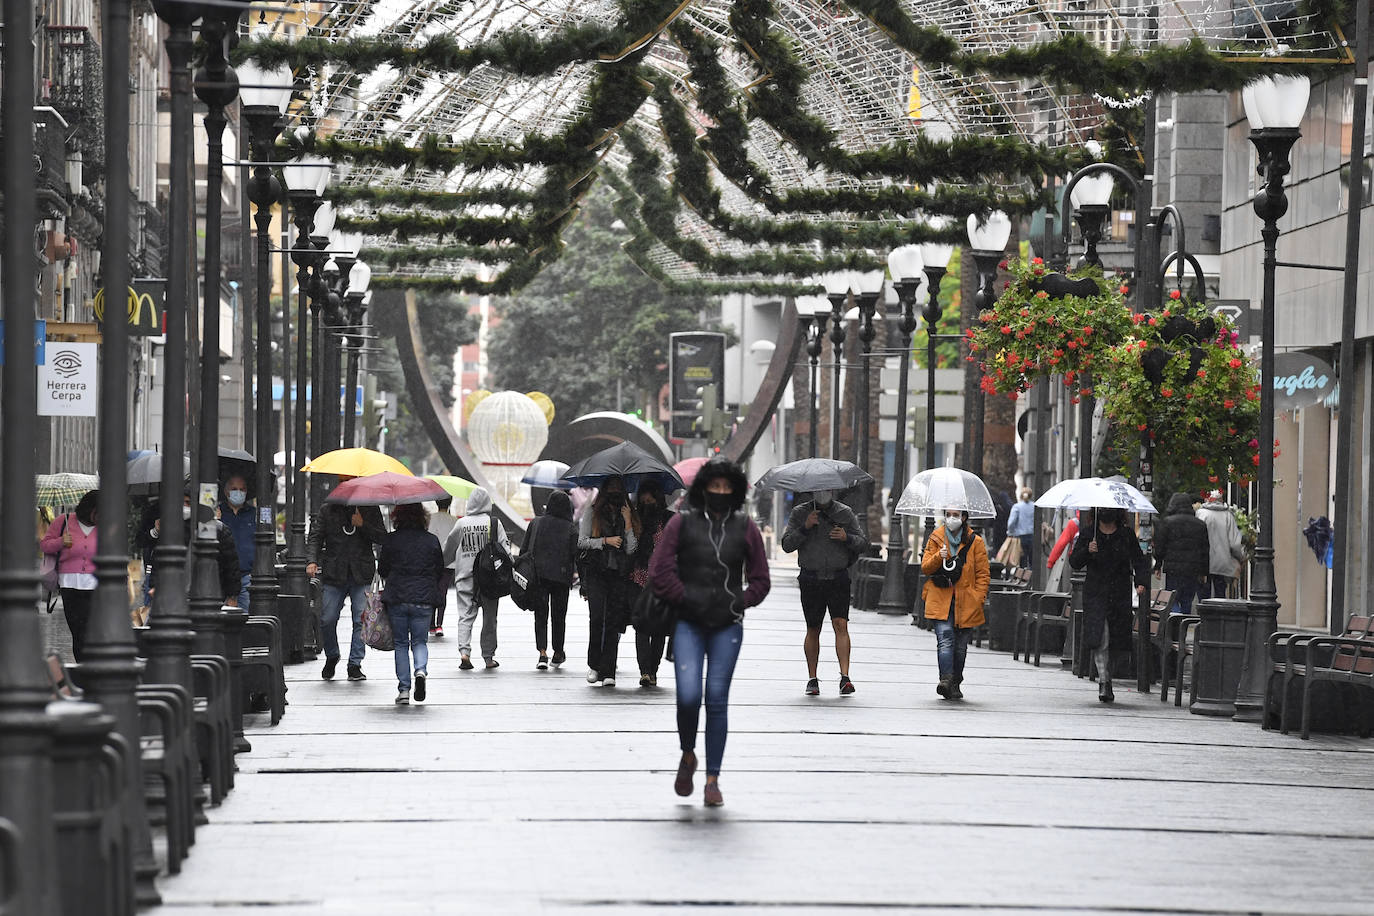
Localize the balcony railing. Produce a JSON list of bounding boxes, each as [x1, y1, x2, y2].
[[40, 25, 105, 175]]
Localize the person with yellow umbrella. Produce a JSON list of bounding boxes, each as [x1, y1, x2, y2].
[[302, 448, 406, 681]]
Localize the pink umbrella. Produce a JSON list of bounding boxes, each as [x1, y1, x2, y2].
[[569, 486, 598, 523], [325, 471, 448, 506], [674, 457, 710, 488]]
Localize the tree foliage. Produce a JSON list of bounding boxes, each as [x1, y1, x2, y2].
[[488, 185, 720, 428]]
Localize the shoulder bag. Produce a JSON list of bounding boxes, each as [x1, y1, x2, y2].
[[631, 583, 677, 637], [40, 515, 69, 609], [475, 518, 514, 599], [510, 518, 540, 611]]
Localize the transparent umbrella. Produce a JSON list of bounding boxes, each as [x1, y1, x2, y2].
[[895, 467, 996, 518], [1035, 477, 1158, 515]]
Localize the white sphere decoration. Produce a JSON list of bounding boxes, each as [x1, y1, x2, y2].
[[465, 391, 550, 516]]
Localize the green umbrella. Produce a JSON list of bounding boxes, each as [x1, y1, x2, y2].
[[36, 473, 99, 508], [426, 475, 479, 501]]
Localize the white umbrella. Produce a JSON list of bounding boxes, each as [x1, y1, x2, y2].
[[1035, 477, 1158, 515], [521, 459, 572, 489], [895, 467, 996, 519]]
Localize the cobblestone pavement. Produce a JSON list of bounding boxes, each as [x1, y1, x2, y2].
[[148, 567, 1374, 915]]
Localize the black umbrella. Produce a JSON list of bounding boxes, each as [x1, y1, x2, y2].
[[753, 458, 872, 494], [559, 441, 684, 493]]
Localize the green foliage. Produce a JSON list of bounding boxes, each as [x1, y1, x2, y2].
[[1097, 297, 1262, 496], [368, 288, 479, 467], [487, 184, 718, 427], [967, 259, 1133, 397], [911, 251, 965, 369]]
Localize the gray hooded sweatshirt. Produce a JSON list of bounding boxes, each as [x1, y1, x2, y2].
[[1196, 498, 1245, 578], [442, 487, 510, 585]]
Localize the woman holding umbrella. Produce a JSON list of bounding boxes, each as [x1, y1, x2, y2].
[[921, 508, 991, 700], [579, 476, 638, 686], [630, 480, 673, 687], [378, 502, 445, 705], [40, 489, 101, 661], [1068, 507, 1149, 703]]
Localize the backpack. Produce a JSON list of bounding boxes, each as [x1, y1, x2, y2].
[[474, 518, 513, 599]]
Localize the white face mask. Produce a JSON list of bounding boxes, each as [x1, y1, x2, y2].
[[182, 505, 193, 521], [813, 490, 833, 506], [944, 516, 963, 534]]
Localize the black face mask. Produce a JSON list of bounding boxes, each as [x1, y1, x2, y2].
[[704, 491, 733, 515], [606, 493, 624, 508]]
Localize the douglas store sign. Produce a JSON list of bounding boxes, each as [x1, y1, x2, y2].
[[1272, 351, 1334, 411]]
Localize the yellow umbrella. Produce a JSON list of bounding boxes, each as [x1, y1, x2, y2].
[[426, 475, 478, 501], [301, 448, 412, 477]]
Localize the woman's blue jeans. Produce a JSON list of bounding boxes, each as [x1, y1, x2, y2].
[[933, 617, 971, 682], [386, 602, 431, 691], [673, 618, 743, 777]]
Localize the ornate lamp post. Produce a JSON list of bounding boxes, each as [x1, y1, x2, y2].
[[1069, 168, 1114, 269], [144, 0, 207, 692], [853, 266, 885, 473], [820, 272, 855, 459], [238, 39, 293, 627], [875, 245, 925, 615], [1233, 75, 1309, 723], [801, 295, 831, 458], [964, 211, 1012, 479], [311, 203, 340, 512], [189, 10, 241, 655], [279, 150, 329, 606], [342, 260, 373, 448], [0, 0, 61, 909]]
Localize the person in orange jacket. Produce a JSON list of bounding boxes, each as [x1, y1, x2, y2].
[[921, 509, 990, 700]]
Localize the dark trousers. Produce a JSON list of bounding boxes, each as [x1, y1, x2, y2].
[[629, 584, 667, 676], [585, 571, 626, 677], [60, 587, 94, 663], [1165, 572, 1203, 615], [431, 569, 454, 629], [534, 580, 569, 655], [1206, 575, 1233, 599]]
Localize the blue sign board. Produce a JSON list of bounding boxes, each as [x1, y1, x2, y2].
[[0, 319, 48, 366], [266, 381, 364, 416]]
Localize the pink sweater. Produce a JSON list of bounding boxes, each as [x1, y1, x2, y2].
[[40, 514, 98, 576]]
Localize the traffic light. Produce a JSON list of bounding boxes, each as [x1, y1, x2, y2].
[[691, 383, 717, 438]]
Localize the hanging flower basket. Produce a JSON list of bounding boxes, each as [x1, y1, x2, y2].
[[1097, 293, 1263, 494], [966, 258, 1134, 400]]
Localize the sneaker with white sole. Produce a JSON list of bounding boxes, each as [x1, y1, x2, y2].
[[602, 676, 615, 687], [395, 689, 409, 705], [586, 669, 600, 684], [413, 672, 427, 703]]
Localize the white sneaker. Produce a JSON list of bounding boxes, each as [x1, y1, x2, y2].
[[586, 669, 600, 684], [602, 676, 615, 687], [395, 689, 409, 705]]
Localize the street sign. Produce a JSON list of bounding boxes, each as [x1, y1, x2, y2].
[[668, 332, 725, 440], [37, 341, 98, 416], [0, 319, 47, 366]]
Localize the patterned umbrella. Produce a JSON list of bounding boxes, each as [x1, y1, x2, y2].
[[895, 467, 997, 519], [36, 473, 99, 508], [1035, 477, 1158, 515]]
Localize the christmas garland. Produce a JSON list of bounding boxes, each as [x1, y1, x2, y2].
[[327, 185, 537, 211], [338, 212, 534, 245], [359, 243, 518, 268]]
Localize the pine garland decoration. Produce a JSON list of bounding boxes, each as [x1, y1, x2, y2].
[[359, 243, 517, 267], [327, 185, 537, 210]]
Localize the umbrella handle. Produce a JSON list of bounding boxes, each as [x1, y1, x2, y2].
[[942, 557, 957, 572]]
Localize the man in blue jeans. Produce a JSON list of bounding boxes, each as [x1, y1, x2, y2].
[[307, 487, 386, 681]]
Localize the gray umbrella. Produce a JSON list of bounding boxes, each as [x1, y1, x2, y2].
[[127, 451, 190, 497], [753, 458, 873, 493]]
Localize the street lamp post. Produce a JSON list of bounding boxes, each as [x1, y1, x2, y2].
[[0, 0, 61, 908], [238, 43, 293, 631], [803, 297, 830, 458], [280, 153, 328, 616], [1234, 75, 1309, 723], [319, 254, 344, 471], [821, 272, 854, 459], [875, 245, 925, 615], [144, 0, 207, 693], [854, 267, 885, 472], [965, 212, 1013, 479], [189, 11, 241, 659], [342, 261, 373, 448]]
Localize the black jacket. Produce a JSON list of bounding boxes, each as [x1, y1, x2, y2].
[[1069, 523, 1149, 650], [527, 514, 578, 586], [141, 507, 243, 603], [1152, 493, 1210, 578], [307, 504, 386, 586], [378, 527, 444, 607]]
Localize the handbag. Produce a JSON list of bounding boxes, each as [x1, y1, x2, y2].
[[360, 588, 394, 651], [631, 584, 677, 638], [510, 518, 541, 611], [474, 518, 513, 599]]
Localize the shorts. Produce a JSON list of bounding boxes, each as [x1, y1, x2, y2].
[[799, 572, 851, 629]]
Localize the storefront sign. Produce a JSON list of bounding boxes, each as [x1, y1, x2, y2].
[[1272, 351, 1334, 410], [37, 341, 98, 416], [93, 279, 165, 336]]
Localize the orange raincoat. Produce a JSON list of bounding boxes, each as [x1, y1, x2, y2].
[[921, 525, 991, 628]]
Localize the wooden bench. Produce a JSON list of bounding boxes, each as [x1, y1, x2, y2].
[[1264, 615, 1374, 734], [1300, 636, 1374, 739]]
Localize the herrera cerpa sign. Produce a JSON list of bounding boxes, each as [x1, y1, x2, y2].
[[37, 341, 98, 416]]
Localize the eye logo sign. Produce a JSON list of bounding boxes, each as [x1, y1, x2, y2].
[[51, 349, 83, 378]]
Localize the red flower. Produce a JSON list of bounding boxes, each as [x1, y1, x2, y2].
[[1248, 438, 1259, 448], [1229, 358, 1242, 369], [1169, 289, 1182, 300], [1035, 290, 1049, 299], [1020, 308, 1030, 317], [1223, 399, 1235, 409], [998, 259, 1009, 270], [1082, 326, 1093, 335], [1208, 475, 1219, 483], [1161, 388, 1174, 397], [1119, 285, 1130, 295], [1147, 317, 1157, 326], [1196, 369, 1206, 378], [1252, 454, 1261, 466], [1137, 423, 1148, 431], [1031, 257, 1043, 265], [1001, 325, 1012, 335], [1053, 349, 1064, 357]]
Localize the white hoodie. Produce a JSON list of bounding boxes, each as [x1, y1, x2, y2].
[[442, 487, 510, 584]]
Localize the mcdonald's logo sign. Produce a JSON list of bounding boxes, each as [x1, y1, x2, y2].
[[93, 278, 165, 336]]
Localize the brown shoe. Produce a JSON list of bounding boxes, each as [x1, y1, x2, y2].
[[673, 751, 697, 797], [703, 781, 723, 807]]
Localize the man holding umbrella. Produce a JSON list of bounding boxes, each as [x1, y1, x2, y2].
[[308, 477, 387, 682], [762, 459, 872, 697]]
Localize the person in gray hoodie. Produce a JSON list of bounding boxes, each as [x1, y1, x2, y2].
[[780, 489, 866, 696], [1196, 490, 1246, 598], [442, 487, 510, 670]]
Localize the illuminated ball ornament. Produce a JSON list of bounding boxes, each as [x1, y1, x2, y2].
[[465, 391, 552, 516]]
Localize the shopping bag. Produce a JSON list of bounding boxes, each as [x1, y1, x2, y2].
[[361, 590, 394, 651]]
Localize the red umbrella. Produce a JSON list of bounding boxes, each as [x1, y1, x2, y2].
[[673, 457, 710, 488], [325, 471, 448, 506]]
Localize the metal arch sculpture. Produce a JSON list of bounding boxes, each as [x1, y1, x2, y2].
[[394, 289, 528, 541], [539, 411, 675, 467], [721, 298, 804, 466]]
